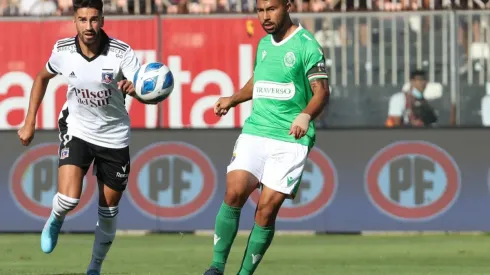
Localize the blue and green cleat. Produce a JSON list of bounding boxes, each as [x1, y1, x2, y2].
[[40, 213, 63, 254]]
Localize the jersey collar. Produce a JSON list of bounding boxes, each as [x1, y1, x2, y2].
[[271, 24, 303, 47], [75, 29, 110, 62]]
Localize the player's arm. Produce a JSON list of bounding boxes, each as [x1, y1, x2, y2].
[[215, 76, 253, 116], [119, 46, 140, 98], [230, 76, 254, 107], [24, 67, 58, 126], [302, 72, 330, 121], [19, 45, 60, 146], [290, 42, 330, 139]]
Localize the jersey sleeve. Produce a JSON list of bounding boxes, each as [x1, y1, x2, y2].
[[45, 42, 62, 75], [303, 41, 328, 82], [121, 47, 141, 82]]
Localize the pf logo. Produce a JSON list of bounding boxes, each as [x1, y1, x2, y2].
[[365, 141, 461, 221], [249, 147, 337, 221], [9, 143, 96, 220], [127, 142, 217, 220]]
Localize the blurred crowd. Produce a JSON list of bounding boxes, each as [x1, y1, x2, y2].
[[1, 0, 489, 16]]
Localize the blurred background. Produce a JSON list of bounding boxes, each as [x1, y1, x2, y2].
[[1, 0, 490, 233], [2, 3, 490, 274], [2, 0, 490, 128]]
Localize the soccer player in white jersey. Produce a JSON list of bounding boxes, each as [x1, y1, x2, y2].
[[17, 0, 141, 274]]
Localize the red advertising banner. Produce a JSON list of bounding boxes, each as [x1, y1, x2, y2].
[[0, 16, 262, 130], [160, 17, 261, 128]]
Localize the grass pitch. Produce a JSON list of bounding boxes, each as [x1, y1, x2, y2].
[[1, 233, 490, 274]]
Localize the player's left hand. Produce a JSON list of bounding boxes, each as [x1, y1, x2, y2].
[[289, 113, 311, 140], [118, 80, 135, 96]]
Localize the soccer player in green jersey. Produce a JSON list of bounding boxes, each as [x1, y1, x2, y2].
[[202, 0, 329, 274]]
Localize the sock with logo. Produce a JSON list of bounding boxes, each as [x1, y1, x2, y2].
[[87, 206, 119, 273], [210, 202, 242, 273], [237, 224, 275, 275], [52, 192, 79, 221]]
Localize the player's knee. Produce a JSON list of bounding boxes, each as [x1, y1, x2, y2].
[[224, 171, 258, 207], [254, 203, 278, 226], [97, 206, 118, 234], [223, 189, 247, 207]]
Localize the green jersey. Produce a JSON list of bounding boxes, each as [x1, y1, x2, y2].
[[242, 25, 328, 148]]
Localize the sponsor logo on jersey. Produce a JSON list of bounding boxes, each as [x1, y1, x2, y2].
[[253, 81, 295, 100], [127, 142, 217, 220], [74, 88, 113, 107], [249, 147, 337, 221], [365, 141, 461, 221], [9, 143, 96, 220]]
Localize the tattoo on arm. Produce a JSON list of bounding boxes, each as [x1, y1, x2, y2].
[[309, 78, 328, 92]]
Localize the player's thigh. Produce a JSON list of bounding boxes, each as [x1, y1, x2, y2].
[[58, 135, 94, 198], [225, 134, 267, 205], [261, 140, 309, 199], [93, 145, 130, 206], [227, 134, 267, 180]]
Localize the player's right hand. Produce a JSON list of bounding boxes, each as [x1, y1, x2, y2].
[[214, 97, 235, 116], [18, 123, 35, 146]]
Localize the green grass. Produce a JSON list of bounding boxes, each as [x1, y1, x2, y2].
[[1, 234, 490, 274]]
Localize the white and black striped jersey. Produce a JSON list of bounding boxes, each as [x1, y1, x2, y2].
[[47, 30, 140, 149]]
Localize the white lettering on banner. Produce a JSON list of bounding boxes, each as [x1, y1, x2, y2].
[[0, 45, 255, 129], [253, 81, 296, 100], [167, 55, 190, 128], [0, 72, 32, 129], [166, 44, 253, 128], [191, 70, 234, 128]]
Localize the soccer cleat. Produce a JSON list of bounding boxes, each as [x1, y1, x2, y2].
[[203, 267, 224, 275], [86, 270, 100, 275], [40, 213, 63, 254]]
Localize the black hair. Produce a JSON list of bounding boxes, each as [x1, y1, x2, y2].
[[73, 0, 103, 12], [256, 0, 290, 6], [410, 69, 426, 80]]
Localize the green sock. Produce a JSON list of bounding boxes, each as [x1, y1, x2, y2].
[[210, 202, 241, 273], [237, 224, 275, 275]]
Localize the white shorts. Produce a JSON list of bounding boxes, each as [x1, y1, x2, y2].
[[227, 134, 309, 198]]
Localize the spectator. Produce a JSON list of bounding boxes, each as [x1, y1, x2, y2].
[[19, 0, 57, 15], [386, 70, 438, 127]]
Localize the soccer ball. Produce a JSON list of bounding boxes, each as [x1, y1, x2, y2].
[[133, 62, 174, 104]]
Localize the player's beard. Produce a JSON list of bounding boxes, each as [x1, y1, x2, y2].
[[81, 31, 99, 45], [267, 15, 288, 35]]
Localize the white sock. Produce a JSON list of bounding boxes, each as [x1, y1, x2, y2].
[[52, 193, 79, 221], [88, 206, 118, 272]]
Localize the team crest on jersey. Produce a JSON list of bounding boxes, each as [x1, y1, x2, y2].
[[284, 52, 296, 68], [60, 148, 69, 160], [101, 72, 114, 84]]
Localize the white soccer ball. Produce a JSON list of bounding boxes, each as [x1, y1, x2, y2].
[[133, 62, 174, 104]]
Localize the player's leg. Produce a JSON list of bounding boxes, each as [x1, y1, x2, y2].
[[237, 140, 309, 275], [204, 134, 267, 275], [237, 186, 287, 275], [41, 135, 93, 254], [86, 145, 130, 275]]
